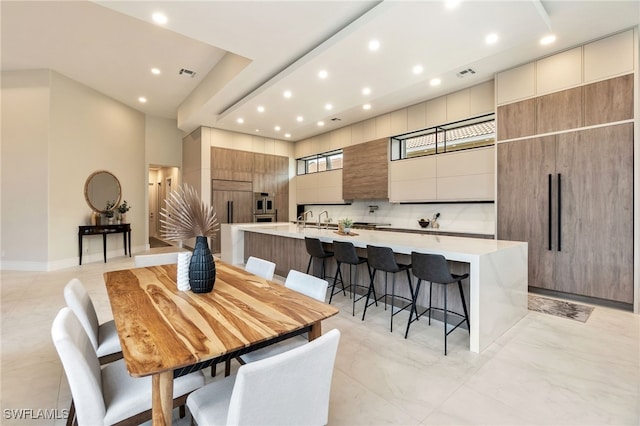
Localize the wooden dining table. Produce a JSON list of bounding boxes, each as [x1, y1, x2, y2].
[[104, 260, 339, 426]]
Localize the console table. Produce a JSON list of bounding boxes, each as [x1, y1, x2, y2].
[[78, 224, 131, 265]]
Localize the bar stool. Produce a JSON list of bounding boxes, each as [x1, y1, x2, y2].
[[362, 245, 415, 333], [305, 237, 334, 279], [330, 241, 369, 316], [405, 252, 470, 355]]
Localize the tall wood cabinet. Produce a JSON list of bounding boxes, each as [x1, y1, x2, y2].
[[342, 138, 388, 200], [497, 123, 633, 303]]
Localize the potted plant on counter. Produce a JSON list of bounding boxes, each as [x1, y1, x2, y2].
[[341, 218, 353, 234], [160, 184, 219, 293]]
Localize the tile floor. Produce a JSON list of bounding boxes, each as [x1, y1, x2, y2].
[[1, 248, 639, 425]]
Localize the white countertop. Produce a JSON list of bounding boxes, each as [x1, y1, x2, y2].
[[233, 222, 525, 263]]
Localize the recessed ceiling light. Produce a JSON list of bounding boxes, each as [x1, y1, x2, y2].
[[445, 0, 461, 9], [296, 116, 304, 122], [151, 68, 161, 75], [368, 39, 380, 51], [363, 104, 371, 110], [152, 12, 167, 25], [257, 106, 265, 113], [138, 97, 147, 103], [284, 133, 291, 138], [540, 34, 556, 45], [283, 90, 292, 99], [485, 33, 499, 45], [236, 118, 244, 124], [255, 129, 260, 133], [325, 103, 333, 111], [412, 65, 424, 75], [318, 70, 328, 79], [430, 78, 441, 86], [362, 87, 371, 95], [317, 121, 325, 127], [274, 126, 281, 131]]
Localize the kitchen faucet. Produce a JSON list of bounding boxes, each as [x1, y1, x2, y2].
[[318, 210, 329, 228], [298, 210, 313, 229]]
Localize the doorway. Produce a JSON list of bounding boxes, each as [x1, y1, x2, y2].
[[148, 166, 179, 246]]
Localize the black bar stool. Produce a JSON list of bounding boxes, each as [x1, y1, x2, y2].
[[305, 237, 334, 279], [330, 241, 369, 316], [362, 245, 415, 333], [405, 252, 470, 355]]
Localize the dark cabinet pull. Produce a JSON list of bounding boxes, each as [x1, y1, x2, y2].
[[227, 201, 234, 224], [548, 174, 552, 251], [557, 173, 562, 252]]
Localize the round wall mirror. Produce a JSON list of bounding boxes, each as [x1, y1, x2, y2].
[[84, 170, 121, 213]]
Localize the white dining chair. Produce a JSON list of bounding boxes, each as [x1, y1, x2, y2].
[[239, 270, 328, 364], [244, 256, 276, 280], [63, 278, 122, 364], [187, 328, 340, 426], [52, 307, 205, 426], [134, 251, 180, 267]]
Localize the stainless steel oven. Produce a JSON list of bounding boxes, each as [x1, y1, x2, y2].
[[254, 213, 276, 223], [254, 192, 275, 215]]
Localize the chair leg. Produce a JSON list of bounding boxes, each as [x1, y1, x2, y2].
[[361, 269, 377, 321], [179, 404, 186, 418], [330, 262, 341, 303], [444, 285, 448, 356], [458, 280, 470, 332], [306, 256, 313, 274], [404, 279, 422, 339], [428, 282, 433, 325]]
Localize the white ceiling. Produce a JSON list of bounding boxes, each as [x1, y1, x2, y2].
[[2, 1, 638, 142]]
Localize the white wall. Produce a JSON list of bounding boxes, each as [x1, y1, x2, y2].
[[1, 70, 51, 268], [1, 70, 147, 270]]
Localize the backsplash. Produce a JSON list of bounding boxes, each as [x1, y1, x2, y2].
[[299, 200, 495, 235]]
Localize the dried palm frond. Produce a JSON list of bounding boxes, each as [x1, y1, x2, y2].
[[160, 184, 219, 241]]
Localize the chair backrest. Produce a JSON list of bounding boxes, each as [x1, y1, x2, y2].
[[333, 240, 360, 264], [245, 256, 276, 280], [134, 252, 179, 267], [285, 270, 328, 302], [411, 252, 456, 284], [51, 308, 106, 424], [63, 278, 100, 351], [366, 245, 401, 273], [305, 237, 328, 257], [226, 328, 340, 426]]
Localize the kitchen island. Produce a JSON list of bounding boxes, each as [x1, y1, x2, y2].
[[221, 222, 527, 354]]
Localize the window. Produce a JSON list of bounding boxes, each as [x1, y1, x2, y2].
[[391, 114, 495, 160], [297, 149, 343, 175]]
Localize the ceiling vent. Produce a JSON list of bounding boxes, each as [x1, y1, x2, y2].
[[179, 68, 197, 78], [456, 68, 476, 78], [330, 117, 342, 122]]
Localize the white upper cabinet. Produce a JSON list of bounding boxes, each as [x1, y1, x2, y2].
[[584, 30, 635, 82], [497, 29, 635, 105], [389, 146, 495, 202], [295, 170, 343, 204], [536, 47, 582, 95]]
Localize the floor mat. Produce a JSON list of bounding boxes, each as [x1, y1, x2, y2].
[[528, 294, 594, 323]]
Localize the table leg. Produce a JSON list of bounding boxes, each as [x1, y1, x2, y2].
[[102, 234, 107, 263], [152, 371, 174, 426], [123, 231, 127, 255], [78, 235, 83, 265], [308, 321, 322, 341], [128, 230, 132, 257]]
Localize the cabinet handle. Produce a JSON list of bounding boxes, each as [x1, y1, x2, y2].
[[557, 173, 562, 252], [227, 201, 234, 224], [548, 174, 552, 251]]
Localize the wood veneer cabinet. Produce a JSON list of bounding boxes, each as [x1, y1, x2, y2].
[[342, 138, 388, 200], [497, 98, 536, 140], [536, 87, 582, 134], [211, 148, 253, 182], [497, 123, 633, 303], [584, 74, 633, 126]]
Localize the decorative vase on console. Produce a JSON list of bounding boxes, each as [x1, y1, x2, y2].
[[160, 184, 219, 293], [117, 200, 130, 224]]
